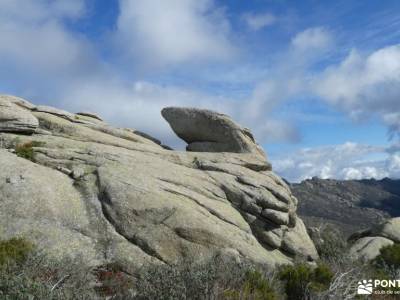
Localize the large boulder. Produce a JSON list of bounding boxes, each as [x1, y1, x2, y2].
[[161, 107, 265, 157], [350, 237, 394, 261], [0, 95, 317, 274], [0, 97, 38, 134], [371, 217, 400, 243], [349, 217, 400, 261]]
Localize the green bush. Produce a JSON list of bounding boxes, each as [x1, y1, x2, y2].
[[0, 237, 34, 267], [278, 262, 333, 300], [14, 141, 45, 162], [375, 243, 400, 270]]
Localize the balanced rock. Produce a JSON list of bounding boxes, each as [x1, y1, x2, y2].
[[0, 95, 317, 275], [162, 107, 265, 157], [0, 97, 38, 134]]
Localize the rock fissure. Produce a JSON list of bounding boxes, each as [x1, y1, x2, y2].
[[96, 182, 167, 265], [162, 187, 244, 231]]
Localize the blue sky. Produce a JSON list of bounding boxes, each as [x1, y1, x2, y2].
[[1, 0, 400, 181]]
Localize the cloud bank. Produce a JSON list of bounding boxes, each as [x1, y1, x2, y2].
[[272, 142, 399, 182], [314, 45, 400, 137]]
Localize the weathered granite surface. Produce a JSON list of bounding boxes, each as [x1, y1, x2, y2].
[[0, 95, 317, 274]]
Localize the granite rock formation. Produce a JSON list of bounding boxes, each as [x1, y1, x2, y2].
[[0, 95, 317, 274]]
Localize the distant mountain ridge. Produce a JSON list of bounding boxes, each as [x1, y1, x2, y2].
[[292, 177, 400, 236]]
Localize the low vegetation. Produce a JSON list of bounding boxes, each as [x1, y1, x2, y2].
[[14, 140, 45, 162], [375, 243, 400, 270], [0, 237, 34, 267], [278, 263, 333, 300], [1, 235, 399, 299]]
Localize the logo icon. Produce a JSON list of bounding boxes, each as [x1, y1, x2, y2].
[[357, 280, 373, 295]]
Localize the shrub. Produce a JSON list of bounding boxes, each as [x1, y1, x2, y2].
[[375, 243, 400, 270], [134, 256, 281, 300], [14, 141, 45, 162], [224, 269, 279, 300], [0, 237, 34, 267], [94, 263, 134, 298], [134, 259, 219, 299], [310, 263, 334, 292], [0, 248, 97, 299], [278, 263, 333, 300]]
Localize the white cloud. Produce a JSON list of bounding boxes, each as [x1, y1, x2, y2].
[[237, 78, 303, 143], [0, 0, 95, 84], [115, 0, 236, 68], [242, 12, 276, 31], [341, 166, 387, 180], [272, 142, 390, 182], [236, 27, 334, 143], [291, 27, 332, 52], [255, 120, 301, 143], [314, 44, 400, 135], [386, 153, 400, 178]]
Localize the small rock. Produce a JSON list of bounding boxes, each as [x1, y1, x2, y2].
[[56, 166, 72, 175], [6, 176, 20, 185], [71, 166, 85, 179]]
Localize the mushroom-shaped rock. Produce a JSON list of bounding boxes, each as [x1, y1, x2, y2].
[[161, 107, 265, 157], [0, 97, 38, 134]]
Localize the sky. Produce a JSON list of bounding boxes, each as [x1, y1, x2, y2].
[[1, 0, 400, 182]]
